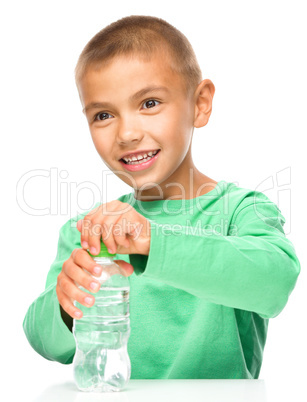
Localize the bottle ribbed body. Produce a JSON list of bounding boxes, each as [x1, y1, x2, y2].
[[72, 257, 131, 392]]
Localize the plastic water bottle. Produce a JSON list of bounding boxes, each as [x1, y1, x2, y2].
[[72, 241, 131, 392]]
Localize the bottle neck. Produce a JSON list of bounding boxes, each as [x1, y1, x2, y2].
[[93, 256, 114, 264]]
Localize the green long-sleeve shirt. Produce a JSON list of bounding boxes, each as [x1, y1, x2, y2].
[[23, 180, 301, 378]]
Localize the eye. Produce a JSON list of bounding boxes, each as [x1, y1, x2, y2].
[[94, 112, 112, 121], [142, 99, 160, 109]]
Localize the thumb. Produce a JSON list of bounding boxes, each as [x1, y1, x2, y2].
[[114, 259, 134, 277], [77, 219, 82, 232]]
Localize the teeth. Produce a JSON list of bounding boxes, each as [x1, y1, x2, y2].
[[123, 150, 158, 163], [123, 150, 159, 165]]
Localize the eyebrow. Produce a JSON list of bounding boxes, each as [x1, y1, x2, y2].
[[83, 85, 170, 114]]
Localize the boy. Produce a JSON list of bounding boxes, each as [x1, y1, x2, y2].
[[23, 15, 301, 379]]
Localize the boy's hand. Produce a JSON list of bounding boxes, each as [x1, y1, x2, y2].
[[56, 248, 134, 319], [77, 200, 151, 256]]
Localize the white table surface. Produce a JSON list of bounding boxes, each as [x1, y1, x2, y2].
[[27, 379, 305, 402], [7, 338, 307, 402], [8, 344, 306, 402]]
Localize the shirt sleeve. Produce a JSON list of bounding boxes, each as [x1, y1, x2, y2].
[[22, 218, 80, 364], [129, 193, 301, 319]]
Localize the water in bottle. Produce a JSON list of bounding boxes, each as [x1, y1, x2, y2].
[[73, 241, 131, 392]]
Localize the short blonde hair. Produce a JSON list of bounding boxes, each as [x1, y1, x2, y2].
[[75, 15, 203, 98]]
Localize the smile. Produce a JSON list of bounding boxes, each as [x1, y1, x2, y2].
[[119, 150, 160, 172]]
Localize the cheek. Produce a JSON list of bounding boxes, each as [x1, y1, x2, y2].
[[165, 112, 192, 147], [167, 103, 191, 131], [90, 127, 105, 144], [153, 111, 182, 141], [90, 131, 110, 158]]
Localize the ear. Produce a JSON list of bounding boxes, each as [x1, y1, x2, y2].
[[193, 79, 215, 128]]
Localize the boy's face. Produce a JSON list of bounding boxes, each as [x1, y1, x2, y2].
[[78, 52, 199, 198]]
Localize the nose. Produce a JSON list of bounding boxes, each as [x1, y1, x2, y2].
[[116, 116, 144, 145]]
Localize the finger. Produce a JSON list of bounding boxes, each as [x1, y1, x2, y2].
[[79, 218, 92, 249], [86, 201, 125, 255], [100, 219, 119, 254], [81, 205, 106, 253], [58, 273, 96, 308], [99, 210, 130, 254], [77, 219, 82, 233], [64, 259, 100, 294], [112, 215, 131, 250], [85, 218, 104, 255], [86, 218, 117, 255], [79, 206, 101, 240], [56, 285, 83, 319], [114, 260, 134, 277], [71, 248, 103, 277]]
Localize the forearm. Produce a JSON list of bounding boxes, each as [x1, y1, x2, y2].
[[23, 283, 75, 364], [129, 221, 300, 319]]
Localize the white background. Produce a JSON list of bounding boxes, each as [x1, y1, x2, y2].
[[1, 0, 306, 400]]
